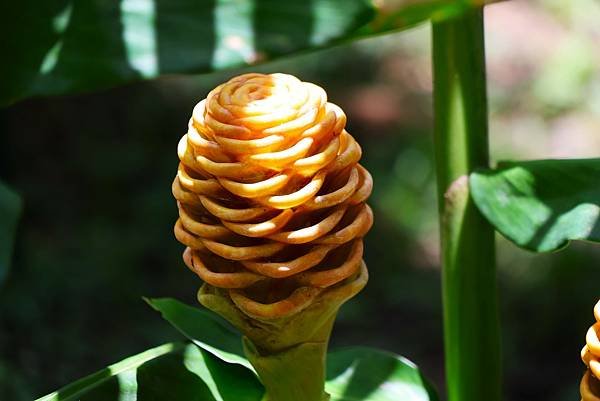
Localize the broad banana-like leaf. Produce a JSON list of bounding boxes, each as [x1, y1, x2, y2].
[[1, 0, 493, 106]]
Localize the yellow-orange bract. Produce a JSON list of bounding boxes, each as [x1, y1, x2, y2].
[[581, 300, 600, 401], [172, 73, 372, 321]]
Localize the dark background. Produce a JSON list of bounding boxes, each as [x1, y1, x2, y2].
[[1, 1, 600, 400]]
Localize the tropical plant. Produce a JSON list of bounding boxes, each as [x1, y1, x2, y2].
[[1, 1, 599, 400]]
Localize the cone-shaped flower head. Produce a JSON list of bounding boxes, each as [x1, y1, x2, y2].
[[172, 73, 372, 326], [581, 300, 600, 401]]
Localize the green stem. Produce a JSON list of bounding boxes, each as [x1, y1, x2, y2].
[[431, 8, 501, 401], [244, 338, 330, 401]]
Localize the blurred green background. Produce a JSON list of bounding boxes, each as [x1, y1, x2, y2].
[[1, 1, 600, 400]]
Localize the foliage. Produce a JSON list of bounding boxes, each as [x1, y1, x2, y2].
[[36, 342, 264, 401], [37, 298, 438, 401], [1, 0, 493, 106], [146, 298, 253, 370], [471, 159, 600, 252]]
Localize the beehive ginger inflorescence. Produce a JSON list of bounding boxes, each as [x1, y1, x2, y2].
[[581, 300, 600, 401], [172, 73, 373, 321]]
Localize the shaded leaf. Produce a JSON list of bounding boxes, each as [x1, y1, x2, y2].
[[149, 298, 439, 400], [470, 159, 600, 252], [145, 297, 253, 370], [2, 0, 493, 106], [36, 342, 264, 401], [0, 180, 22, 286]]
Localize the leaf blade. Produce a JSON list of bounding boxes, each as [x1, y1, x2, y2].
[[2, 0, 495, 106], [470, 158, 600, 252], [326, 347, 438, 401], [145, 297, 253, 370], [36, 342, 193, 401], [35, 342, 264, 401], [148, 298, 439, 401]]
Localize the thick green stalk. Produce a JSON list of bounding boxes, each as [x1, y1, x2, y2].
[[245, 339, 330, 401], [431, 8, 501, 401], [242, 314, 336, 401]]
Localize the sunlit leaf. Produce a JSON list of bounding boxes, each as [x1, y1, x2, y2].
[[0, 180, 22, 286], [470, 159, 600, 252], [145, 297, 253, 370], [327, 347, 438, 401], [2, 0, 493, 106], [35, 342, 264, 401]]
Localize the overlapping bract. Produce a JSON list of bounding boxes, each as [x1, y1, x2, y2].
[[581, 300, 600, 401], [173, 73, 372, 321]]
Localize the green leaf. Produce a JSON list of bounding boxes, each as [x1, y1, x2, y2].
[[2, 0, 492, 106], [145, 297, 253, 370], [470, 159, 600, 252], [0, 180, 22, 286], [38, 298, 438, 400], [327, 347, 438, 401], [149, 298, 439, 401], [36, 342, 264, 401]]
